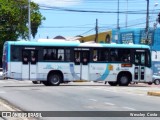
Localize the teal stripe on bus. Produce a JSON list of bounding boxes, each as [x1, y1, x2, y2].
[[7, 41, 80, 47], [101, 43, 150, 49], [6, 41, 150, 49]]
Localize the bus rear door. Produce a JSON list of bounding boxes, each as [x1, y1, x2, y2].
[[22, 49, 38, 80]]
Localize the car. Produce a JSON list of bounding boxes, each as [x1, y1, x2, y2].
[[0, 68, 3, 80], [152, 75, 160, 85]]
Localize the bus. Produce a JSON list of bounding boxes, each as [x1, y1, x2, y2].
[[2, 40, 152, 86]]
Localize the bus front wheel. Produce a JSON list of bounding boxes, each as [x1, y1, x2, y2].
[[118, 74, 129, 86], [48, 73, 62, 86]]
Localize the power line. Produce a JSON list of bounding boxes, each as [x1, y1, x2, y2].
[[40, 5, 160, 14]]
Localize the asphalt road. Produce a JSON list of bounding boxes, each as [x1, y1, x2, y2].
[[0, 80, 160, 120]]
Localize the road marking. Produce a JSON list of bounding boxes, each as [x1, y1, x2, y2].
[[86, 86, 147, 96], [89, 99, 97, 102], [104, 102, 115, 106], [122, 106, 136, 110]]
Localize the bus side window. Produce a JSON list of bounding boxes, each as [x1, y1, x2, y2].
[[58, 55, 62, 60], [65, 49, 71, 62], [51, 52, 56, 60], [44, 52, 50, 60], [31, 51, 37, 64], [11, 46, 19, 61], [22, 52, 28, 64], [74, 51, 80, 65]]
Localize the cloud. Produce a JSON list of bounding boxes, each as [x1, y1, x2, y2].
[[32, 0, 82, 7]]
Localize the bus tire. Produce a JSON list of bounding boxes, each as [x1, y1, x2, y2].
[[48, 73, 61, 86], [108, 81, 118, 86], [118, 74, 129, 86], [154, 79, 160, 85]]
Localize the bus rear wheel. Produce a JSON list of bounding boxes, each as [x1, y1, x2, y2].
[[108, 81, 118, 86], [118, 74, 129, 86], [48, 73, 62, 86]]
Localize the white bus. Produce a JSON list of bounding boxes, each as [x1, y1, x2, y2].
[[2, 40, 152, 86]]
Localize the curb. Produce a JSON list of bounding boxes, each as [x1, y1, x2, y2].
[[147, 91, 160, 97]]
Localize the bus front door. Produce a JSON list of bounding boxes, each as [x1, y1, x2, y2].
[[134, 50, 146, 82], [74, 49, 90, 81], [22, 50, 38, 80]]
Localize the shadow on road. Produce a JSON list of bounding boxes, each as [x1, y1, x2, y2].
[[2, 83, 151, 88]]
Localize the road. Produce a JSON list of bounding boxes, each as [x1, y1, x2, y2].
[[0, 80, 160, 120]]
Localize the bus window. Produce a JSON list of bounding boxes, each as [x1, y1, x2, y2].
[[65, 49, 71, 61], [74, 51, 80, 65], [43, 49, 50, 60], [50, 52, 56, 60], [98, 49, 106, 61], [31, 51, 37, 64], [22, 51, 29, 64], [58, 49, 64, 61], [119, 49, 130, 62], [141, 53, 145, 65], [93, 49, 98, 62], [82, 52, 89, 65], [11, 46, 20, 61], [110, 49, 118, 62], [134, 50, 151, 67], [93, 49, 109, 62], [43, 48, 64, 61]]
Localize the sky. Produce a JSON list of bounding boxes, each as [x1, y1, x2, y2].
[[31, 0, 160, 41]]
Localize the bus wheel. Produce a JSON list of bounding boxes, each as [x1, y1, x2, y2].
[[108, 81, 118, 86], [48, 74, 61, 86], [154, 79, 160, 85], [118, 74, 129, 86]]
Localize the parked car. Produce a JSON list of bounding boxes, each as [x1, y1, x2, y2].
[[152, 75, 160, 85], [0, 68, 3, 80]]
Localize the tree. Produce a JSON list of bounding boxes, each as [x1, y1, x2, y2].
[[0, 0, 45, 66]]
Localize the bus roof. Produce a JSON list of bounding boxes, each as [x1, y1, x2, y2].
[[5, 41, 150, 49]]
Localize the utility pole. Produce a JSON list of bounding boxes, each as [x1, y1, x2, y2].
[[28, 0, 31, 41], [125, 0, 128, 28], [146, 0, 149, 44], [117, 0, 120, 29], [115, 0, 120, 43], [95, 19, 98, 43]]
